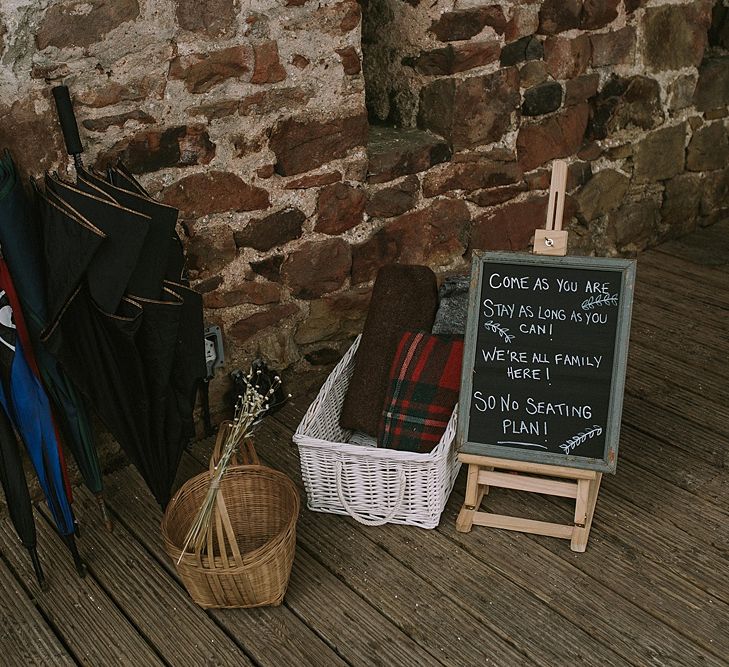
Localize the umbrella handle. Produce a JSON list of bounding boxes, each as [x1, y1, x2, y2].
[[51, 85, 84, 170]]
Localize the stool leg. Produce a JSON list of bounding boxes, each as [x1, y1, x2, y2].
[[570, 473, 601, 552], [456, 464, 481, 533]]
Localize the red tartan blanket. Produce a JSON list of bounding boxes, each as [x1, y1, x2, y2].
[[378, 331, 464, 453]]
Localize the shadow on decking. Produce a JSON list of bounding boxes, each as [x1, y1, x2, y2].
[[1, 222, 728, 667]]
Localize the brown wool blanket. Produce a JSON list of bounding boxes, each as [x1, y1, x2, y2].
[[339, 264, 438, 436]]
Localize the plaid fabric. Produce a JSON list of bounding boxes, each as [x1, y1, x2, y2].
[[378, 331, 464, 453]]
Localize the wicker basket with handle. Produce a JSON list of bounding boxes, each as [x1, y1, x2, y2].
[[161, 423, 299, 608], [293, 336, 460, 529]]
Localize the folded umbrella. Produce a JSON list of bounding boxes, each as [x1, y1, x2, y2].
[[36, 186, 153, 488], [76, 167, 177, 300], [0, 153, 111, 529], [0, 256, 85, 575], [80, 167, 205, 500], [44, 173, 149, 315], [39, 85, 206, 508], [45, 287, 153, 485], [0, 406, 46, 589]]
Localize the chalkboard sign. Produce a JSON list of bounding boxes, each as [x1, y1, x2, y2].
[[457, 252, 636, 473]]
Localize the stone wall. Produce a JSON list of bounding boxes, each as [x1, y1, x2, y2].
[[1, 0, 728, 421]]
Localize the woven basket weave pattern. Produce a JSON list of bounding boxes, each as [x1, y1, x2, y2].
[[294, 336, 460, 529], [161, 431, 299, 609]]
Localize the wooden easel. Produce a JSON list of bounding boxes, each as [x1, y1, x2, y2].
[[455, 160, 602, 552]]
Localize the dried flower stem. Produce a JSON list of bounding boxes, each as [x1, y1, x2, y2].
[[177, 369, 281, 563]]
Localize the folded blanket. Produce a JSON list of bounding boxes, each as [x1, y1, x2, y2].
[[339, 265, 438, 436], [432, 275, 470, 335], [378, 331, 464, 453]]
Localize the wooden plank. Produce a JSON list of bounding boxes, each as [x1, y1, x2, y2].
[[634, 261, 729, 310], [637, 251, 729, 292], [193, 421, 541, 667], [246, 413, 655, 667], [570, 474, 601, 552], [625, 366, 729, 440], [632, 281, 728, 333], [628, 342, 729, 404], [632, 297, 729, 352], [0, 511, 162, 667], [171, 452, 443, 667], [638, 260, 729, 312], [102, 464, 350, 667], [632, 300, 728, 346], [653, 222, 729, 268], [632, 297, 728, 343], [574, 476, 729, 604], [287, 548, 442, 667], [350, 517, 628, 666], [0, 556, 76, 666], [292, 510, 528, 666], [621, 397, 728, 468], [464, 463, 480, 505], [471, 512, 574, 538], [630, 309, 729, 380], [586, 484, 729, 610], [44, 487, 253, 667], [441, 486, 729, 667], [384, 487, 722, 667], [618, 424, 729, 510], [459, 454, 595, 479], [602, 457, 729, 558], [477, 470, 579, 497]]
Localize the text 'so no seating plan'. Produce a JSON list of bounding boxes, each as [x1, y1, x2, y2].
[[457, 252, 636, 473]]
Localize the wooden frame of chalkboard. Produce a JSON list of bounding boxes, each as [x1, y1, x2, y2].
[[457, 251, 636, 473]]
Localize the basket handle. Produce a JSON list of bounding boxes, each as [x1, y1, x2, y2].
[[213, 488, 244, 567], [210, 423, 230, 472], [335, 461, 406, 526], [239, 438, 260, 466], [192, 469, 244, 569], [210, 422, 260, 473]]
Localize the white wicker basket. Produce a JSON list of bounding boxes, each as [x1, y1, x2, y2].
[[293, 335, 461, 529]]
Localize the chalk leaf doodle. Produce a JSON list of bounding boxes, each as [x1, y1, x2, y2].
[[483, 320, 514, 344], [560, 425, 603, 455], [581, 293, 618, 310]]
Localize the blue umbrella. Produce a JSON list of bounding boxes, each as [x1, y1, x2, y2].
[[0, 258, 85, 575]]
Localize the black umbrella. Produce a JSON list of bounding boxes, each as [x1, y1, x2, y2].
[[76, 167, 178, 299], [0, 405, 46, 589], [39, 85, 206, 507], [43, 172, 150, 315]]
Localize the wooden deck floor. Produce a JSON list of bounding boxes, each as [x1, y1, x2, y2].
[[1, 222, 728, 667]]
